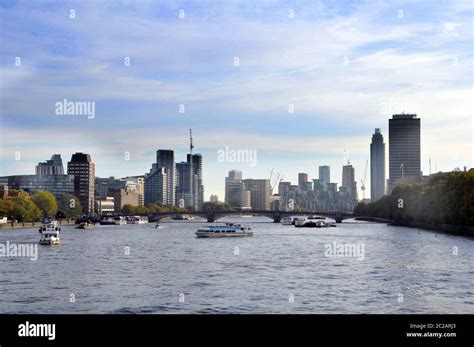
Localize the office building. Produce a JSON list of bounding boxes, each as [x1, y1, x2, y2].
[[318, 165, 330, 189], [67, 153, 95, 213], [36, 154, 65, 176], [389, 114, 421, 191], [225, 170, 245, 208], [243, 179, 270, 210]]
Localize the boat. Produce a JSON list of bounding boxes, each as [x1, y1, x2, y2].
[[39, 220, 60, 245], [114, 216, 127, 225], [76, 221, 93, 229], [282, 216, 303, 225], [295, 219, 330, 228], [126, 216, 148, 224], [195, 223, 253, 238], [99, 216, 115, 225], [75, 215, 99, 224], [307, 215, 326, 220], [173, 214, 191, 220]]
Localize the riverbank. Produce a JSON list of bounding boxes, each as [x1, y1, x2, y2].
[[391, 220, 474, 237], [355, 217, 474, 237], [0, 219, 76, 231]]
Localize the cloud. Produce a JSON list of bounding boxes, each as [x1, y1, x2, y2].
[[0, 0, 472, 199]]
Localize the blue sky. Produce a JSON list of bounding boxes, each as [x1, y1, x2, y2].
[[0, 0, 472, 200]]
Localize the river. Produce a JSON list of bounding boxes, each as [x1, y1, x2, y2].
[[0, 217, 472, 313]]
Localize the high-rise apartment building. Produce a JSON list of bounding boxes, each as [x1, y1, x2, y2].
[[370, 128, 386, 201]]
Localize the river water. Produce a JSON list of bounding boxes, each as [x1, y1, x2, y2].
[[0, 217, 473, 314]]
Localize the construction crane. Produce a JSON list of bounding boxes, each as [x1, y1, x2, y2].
[[269, 168, 282, 195], [360, 159, 368, 200]]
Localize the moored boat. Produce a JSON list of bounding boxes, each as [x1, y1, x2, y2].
[[99, 216, 115, 225], [195, 223, 253, 238], [39, 220, 60, 245], [295, 219, 330, 228], [126, 216, 148, 224], [76, 221, 93, 229], [114, 216, 127, 225]]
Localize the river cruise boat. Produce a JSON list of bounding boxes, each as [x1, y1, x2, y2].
[[195, 223, 253, 238], [281, 216, 294, 225], [126, 216, 148, 224], [39, 220, 61, 245]]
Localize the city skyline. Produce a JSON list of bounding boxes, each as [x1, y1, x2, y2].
[[1, 1, 472, 201]]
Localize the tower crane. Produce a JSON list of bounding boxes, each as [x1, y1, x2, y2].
[[360, 159, 368, 200]]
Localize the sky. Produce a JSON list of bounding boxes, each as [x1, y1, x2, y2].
[[0, 0, 472, 201]]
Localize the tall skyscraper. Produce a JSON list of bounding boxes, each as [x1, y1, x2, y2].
[[175, 162, 196, 208], [187, 153, 204, 210], [36, 154, 64, 176], [225, 170, 245, 208], [144, 166, 168, 205], [388, 114, 421, 190], [370, 128, 385, 201], [318, 165, 330, 189], [243, 179, 270, 210], [342, 164, 357, 199], [67, 152, 95, 214], [156, 150, 176, 205]]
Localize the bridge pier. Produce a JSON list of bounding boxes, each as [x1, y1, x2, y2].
[[334, 214, 343, 223], [273, 211, 282, 223], [207, 211, 215, 223]]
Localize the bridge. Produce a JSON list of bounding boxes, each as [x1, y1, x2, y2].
[[145, 210, 357, 223]]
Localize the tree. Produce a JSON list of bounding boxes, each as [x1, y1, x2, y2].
[[57, 193, 83, 218], [32, 191, 58, 217], [203, 202, 233, 212], [354, 171, 474, 227], [11, 194, 41, 222]]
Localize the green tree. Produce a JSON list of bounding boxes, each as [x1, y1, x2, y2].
[[32, 190, 58, 217], [57, 193, 83, 218]]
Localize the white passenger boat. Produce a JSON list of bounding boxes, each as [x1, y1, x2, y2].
[[195, 223, 253, 238], [114, 216, 127, 225], [126, 216, 148, 224], [38, 220, 60, 245]]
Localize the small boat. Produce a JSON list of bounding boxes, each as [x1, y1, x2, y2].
[[295, 219, 330, 228], [76, 221, 93, 229], [155, 222, 161, 229], [281, 216, 295, 225], [126, 216, 148, 224], [39, 220, 60, 245], [173, 214, 191, 220], [99, 216, 115, 225], [195, 223, 253, 238]]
